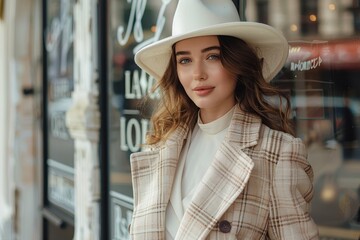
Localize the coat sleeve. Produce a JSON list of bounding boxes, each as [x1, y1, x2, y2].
[[267, 137, 319, 240]]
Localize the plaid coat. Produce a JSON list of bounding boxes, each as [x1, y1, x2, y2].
[[130, 106, 319, 239]]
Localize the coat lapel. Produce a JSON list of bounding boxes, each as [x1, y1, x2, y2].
[[169, 130, 192, 220], [130, 125, 188, 238], [156, 125, 189, 212], [175, 107, 261, 240]]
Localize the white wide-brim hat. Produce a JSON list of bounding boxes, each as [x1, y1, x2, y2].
[[135, 0, 289, 82]]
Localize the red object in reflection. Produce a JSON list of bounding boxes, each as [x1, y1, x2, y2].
[[287, 39, 360, 69]]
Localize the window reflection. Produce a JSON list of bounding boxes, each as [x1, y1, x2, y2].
[[247, 0, 360, 237]]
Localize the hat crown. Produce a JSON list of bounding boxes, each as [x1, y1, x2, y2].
[[172, 0, 240, 36]]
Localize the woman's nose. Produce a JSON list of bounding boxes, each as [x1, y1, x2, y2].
[[193, 62, 207, 80]]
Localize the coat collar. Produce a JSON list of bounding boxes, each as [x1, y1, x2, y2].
[[158, 105, 261, 150], [226, 105, 261, 148]]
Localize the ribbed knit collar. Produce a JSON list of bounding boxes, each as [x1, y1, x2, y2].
[[197, 106, 235, 135]]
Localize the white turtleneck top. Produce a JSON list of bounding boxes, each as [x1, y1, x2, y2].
[[165, 106, 235, 239]]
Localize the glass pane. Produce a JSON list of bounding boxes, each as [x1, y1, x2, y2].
[[107, 1, 178, 239], [45, 0, 75, 216], [256, 1, 360, 238]]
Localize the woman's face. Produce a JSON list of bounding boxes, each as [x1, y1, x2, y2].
[[175, 35, 237, 122]]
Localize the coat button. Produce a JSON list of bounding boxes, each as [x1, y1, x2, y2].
[[218, 220, 231, 233]]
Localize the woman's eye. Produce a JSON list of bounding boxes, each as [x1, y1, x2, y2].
[[178, 58, 191, 64], [208, 54, 220, 60]]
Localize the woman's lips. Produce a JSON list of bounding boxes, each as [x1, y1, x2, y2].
[[193, 86, 215, 96]]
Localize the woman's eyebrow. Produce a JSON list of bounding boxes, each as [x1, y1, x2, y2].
[[175, 50, 190, 56], [175, 45, 221, 56], [201, 46, 221, 53]]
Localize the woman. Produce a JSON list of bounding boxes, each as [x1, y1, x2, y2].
[[130, 0, 319, 239]]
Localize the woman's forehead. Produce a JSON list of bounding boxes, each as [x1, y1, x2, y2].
[[175, 35, 220, 51]]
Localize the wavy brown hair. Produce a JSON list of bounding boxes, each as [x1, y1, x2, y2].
[[144, 35, 293, 145]]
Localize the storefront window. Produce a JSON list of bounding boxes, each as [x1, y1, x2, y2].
[[107, 1, 178, 239], [44, 0, 75, 218]]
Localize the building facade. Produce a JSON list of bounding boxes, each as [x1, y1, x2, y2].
[[0, 0, 359, 239]]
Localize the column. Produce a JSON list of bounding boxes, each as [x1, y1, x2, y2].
[[0, 5, 14, 240], [65, 0, 100, 239]]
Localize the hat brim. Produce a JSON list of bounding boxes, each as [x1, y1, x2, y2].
[[135, 22, 288, 82]]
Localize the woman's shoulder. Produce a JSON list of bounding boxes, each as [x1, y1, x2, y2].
[[260, 123, 302, 143], [257, 123, 307, 156]]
